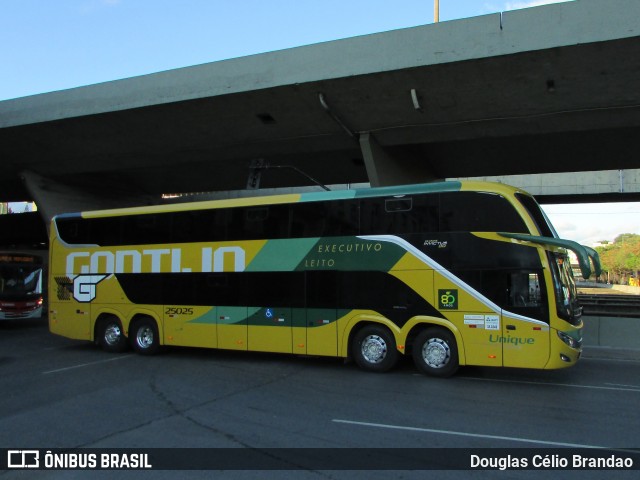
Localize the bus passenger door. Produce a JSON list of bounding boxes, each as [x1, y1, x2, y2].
[[501, 314, 550, 368], [248, 307, 292, 354], [217, 306, 248, 351], [501, 272, 550, 368]]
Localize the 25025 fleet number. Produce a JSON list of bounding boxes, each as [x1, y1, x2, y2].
[[165, 307, 194, 315]]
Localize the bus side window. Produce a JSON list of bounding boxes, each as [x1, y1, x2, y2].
[[244, 207, 270, 239], [171, 211, 197, 243], [89, 217, 123, 246], [122, 214, 171, 245], [361, 197, 419, 235], [306, 271, 338, 308], [439, 192, 528, 233], [265, 204, 291, 239], [360, 199, 386, 234], [411, 194, 439, 233], [171, 209, 229, 243], [207, 209, 229, 242], [56, 217, 90, 244], [227, 205, 291, 240], [291, 202, 326, 237], [324, 200, 359, 237], [227, 207, 254, 240], [507, 272, 543, 307]]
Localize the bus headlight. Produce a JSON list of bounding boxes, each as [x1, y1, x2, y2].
[[557, 330, 581, 349]]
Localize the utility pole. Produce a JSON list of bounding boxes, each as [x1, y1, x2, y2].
[[434, 0, 439, 22]]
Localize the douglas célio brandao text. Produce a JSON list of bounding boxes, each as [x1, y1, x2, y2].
[[470, 453, 635, 470]]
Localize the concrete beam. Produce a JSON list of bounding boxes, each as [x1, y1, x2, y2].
[[453, 169, 640, 201], [3, 0, 640, 208], [21, 171, 155, 224], [360, 133, 437, 187], [3, 0, 639, 127]]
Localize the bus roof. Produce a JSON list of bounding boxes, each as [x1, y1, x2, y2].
[[53, 180, 529, 221]]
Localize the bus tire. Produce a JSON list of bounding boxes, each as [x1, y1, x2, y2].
[[412, 327, 459, 377], [130, 318, 160, 355], [351, 324, 398, 373], [97, 316, 128, 353]]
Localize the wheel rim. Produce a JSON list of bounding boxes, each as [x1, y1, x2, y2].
[[361, 334, 388, 364], [136, 326, 154, 349], [422, 337, 450, 368], [104, 323, 122, 346]]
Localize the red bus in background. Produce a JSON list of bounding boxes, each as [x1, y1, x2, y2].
[[0, 253, 44, 320]]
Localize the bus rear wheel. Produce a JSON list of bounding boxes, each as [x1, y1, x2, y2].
[[352, 325, 398, 373], [412, 327, 459, 377], [130, 318, 160, 355], [97, 316, 128, 353]]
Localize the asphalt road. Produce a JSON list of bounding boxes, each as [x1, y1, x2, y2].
[[1, 317, 639, 480]]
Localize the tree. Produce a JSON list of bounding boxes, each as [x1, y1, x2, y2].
[[595, 234, 640, 284]]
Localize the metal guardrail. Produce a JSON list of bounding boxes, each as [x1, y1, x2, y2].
[[578, 294, 640, 318]]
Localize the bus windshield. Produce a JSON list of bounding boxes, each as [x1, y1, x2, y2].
[[0, 264, 42, 297], [550, 252, 581, 325], [515, 192, 559, 238]]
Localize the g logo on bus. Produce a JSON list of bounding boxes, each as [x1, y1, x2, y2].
[[438, 289, 458, 310], [73, 275, 108, 303]]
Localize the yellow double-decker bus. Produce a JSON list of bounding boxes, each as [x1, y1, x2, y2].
[[48, 181, 600, 377]]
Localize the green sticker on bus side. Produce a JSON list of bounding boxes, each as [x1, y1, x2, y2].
[[438, 289, 458, 310]]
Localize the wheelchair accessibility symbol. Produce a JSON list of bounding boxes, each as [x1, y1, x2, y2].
[[265, 308, 285, 323]]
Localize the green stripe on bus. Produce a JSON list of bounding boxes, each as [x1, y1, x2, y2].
[[294, 236, 406, 272], [245, 238, 320, 272]]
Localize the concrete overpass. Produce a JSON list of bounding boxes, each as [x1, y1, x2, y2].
[[1, 0, 640, 226], [457, 168, 640, 203]]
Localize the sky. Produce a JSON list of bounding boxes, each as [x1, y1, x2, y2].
[[1, 0, 575, 101], [2, 0, 639, 246]]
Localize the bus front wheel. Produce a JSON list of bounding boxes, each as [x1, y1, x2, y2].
[[412, 327, 459, 377], [130, 318, 160, 355], [97, 316, 128, 353], [351, 325, 398, 373]]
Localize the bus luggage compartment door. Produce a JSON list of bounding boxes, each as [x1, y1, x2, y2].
[[49, 300, 92, 340], [217, 306, 248, 350], [306, 308, 338, 356], [247, 307, 292, 354]]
